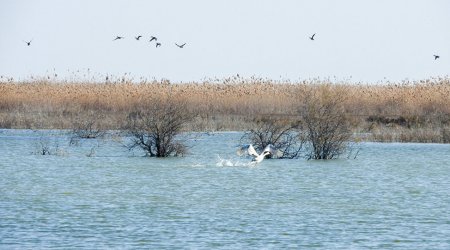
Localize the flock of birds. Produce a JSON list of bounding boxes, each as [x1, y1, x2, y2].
[[23, 33, 440, 60], [22, 34, 187, 49], [112, 35, 177, 48], [112, 35, 186, 49]]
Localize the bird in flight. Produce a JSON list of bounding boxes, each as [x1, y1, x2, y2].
[[24, 40, 32, 46], [156, 42, 161, 48], [309, 33, 316, 40], [175, 43, 186, 48], [113, 36, 124, 41], [237, 144, 282, 164], [149, 36, 157, 42], [135, 35, 142, 40], [434, 55, 440, 60]]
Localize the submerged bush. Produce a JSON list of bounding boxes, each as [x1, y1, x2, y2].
[[32, 136, 67, 156], [125, 95, 193, 157], [299, 85, 352, 160], [240, 117, 304, 159], [72, 119, 106, 139]]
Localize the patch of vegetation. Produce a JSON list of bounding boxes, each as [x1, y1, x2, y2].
[[1, 76, 449, 143], [124, 95, 193, 157], [240, 117, 304, 159], [298, 85, 353, 159]]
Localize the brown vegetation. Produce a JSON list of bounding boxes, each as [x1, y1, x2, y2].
[[71, 111, 106, 139], [0, 76, 449, 143], [124, 94, 193, 157], [240, 117, 304, 159], [299, 84, 352, 159]]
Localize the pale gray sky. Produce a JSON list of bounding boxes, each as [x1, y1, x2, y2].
[[1, 0, 449, 82]]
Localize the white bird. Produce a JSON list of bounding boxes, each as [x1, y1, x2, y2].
[[237, 144, 281, 164]]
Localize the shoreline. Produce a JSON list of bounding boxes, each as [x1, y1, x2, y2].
[[0, 128, 448, 144], [1, 78, 449, 143]]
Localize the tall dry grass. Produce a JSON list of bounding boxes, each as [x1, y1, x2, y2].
[[0, 76, 449, 142]]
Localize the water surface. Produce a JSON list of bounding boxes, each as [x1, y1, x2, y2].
[[1, 130, 449, 249]]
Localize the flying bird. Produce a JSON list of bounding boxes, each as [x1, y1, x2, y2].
[[24, 40, 32, 46], [135, 35, 142, 40], [156, 42, 161, 48], [434, 55, 440, 60], [113, 36, 124, 41], [237, 144, 282, 164], [175, 43, 186, 48], [309, 33, 316, 40], [149, 36, 157, 42]]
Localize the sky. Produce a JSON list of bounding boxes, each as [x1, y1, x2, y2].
[[0, 0, 449, 83]]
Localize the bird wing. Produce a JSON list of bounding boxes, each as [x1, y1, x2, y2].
[[237, 144, 259, 157], [263, 144, 283, 157], [247, 144, 259, 157]]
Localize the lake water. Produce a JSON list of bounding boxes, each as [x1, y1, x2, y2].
[[1, 130, 449, 249]]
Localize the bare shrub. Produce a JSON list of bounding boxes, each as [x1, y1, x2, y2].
[[71, 111, 106, 140], [240, 117, 304, 159], [299, 85, 352, 159], [33, 136, 66, 156], [125, 95, 193, 157], [35, 138, 52, 155]]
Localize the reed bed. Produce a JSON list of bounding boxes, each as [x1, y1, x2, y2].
[[1, 76, 449, 142]]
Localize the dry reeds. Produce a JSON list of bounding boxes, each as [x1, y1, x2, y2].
[[1, 76, 449, 142]]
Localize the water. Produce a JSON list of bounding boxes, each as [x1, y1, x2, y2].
[[1, 130, 449, 249]]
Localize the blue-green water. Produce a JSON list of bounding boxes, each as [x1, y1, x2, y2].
[[1, 130, 449, 249]]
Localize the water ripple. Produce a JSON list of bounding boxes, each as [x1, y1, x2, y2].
[[1, 131, 449, 249]]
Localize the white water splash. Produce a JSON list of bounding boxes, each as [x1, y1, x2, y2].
[[216, 155, 255, 167]]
